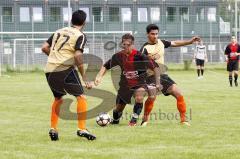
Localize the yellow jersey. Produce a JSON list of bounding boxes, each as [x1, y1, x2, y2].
[[140, 39, 171, 65], [45, 27, 86, 73], [140, 39, 171, 75]]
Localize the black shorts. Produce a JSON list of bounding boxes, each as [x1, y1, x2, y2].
[[227, 60, 239, 72], [116, 84, 149, 105], [196, 59, 205, 66], [146, 74, 176, 96], [45, 67, 84, 98]]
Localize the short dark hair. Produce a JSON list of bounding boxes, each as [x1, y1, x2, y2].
[[146, 24, 159, 33], [71, 10, 86, 26], [122, 33, 134, 43]]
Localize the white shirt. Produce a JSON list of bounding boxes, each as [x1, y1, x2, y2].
[[195, 45, 206, 60]]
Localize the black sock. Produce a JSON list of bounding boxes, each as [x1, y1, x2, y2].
[[131, 103, 143, 122], [113, 109, 123, 121], [229, 75, 233, 86], [197, 69, 200, 77], [201, 69, 204, 76], [234, 74, 238, 82]]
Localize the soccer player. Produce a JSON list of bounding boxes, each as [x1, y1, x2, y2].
[[193, 40, 208, 79], [41, 10, 96, 141], [225, 36, 240, 87], [140, 24, 200, 126], [94, 33, 161, 126]]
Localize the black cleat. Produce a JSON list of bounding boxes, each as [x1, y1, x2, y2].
[[77, 129, 96, 140], [110, 119, 120, 125], [49, 129, 59, 141], [235, 81, 238, 87]]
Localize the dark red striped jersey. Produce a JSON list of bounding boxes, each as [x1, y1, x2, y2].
[[104, 49, 158, 88], [225, 43, 240, 60]]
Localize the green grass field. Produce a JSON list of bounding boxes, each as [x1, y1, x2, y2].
[[0, 68, 240, 159]]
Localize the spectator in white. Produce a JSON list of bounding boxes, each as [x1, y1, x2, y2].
[[193, 40, 208, 79]]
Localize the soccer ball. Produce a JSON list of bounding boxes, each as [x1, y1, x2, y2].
[[96, 113, 111, 127]]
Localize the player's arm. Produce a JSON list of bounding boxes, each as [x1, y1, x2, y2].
[[153, 65, 161, 91], [41, 34, 54, 56], [94, 54, 119, 86], [225, 45, 230, 61], [204, 47, 208, 62], [94, 66, 107, 86], [171, 36, 201, 47], [74, 50, 92, 89], [144, 54, 161, 91], [236, 44, 240, 56], [193, 47, 197, 61], [74, 34, 92, 89]]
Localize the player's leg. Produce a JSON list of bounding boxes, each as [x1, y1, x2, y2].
[[159, 75, 188, 124], [45, 72, 66, 141], [141, 76, 157, 126], [167, 84, 190, 126], [112, 86, 133, 124], [227, 61, 233, 87], [229, 71, 233, 87], [112, 102, 126, 124], [141, 84, 157, 126], [76, 95, 96, 140], [234, 71, 238, 86], [64, 68, 96, 140], [129, 87, 146, 126], [196, 59, 201, 78], [200, 60, 205, 77], [233, 61, 239, 86], [48, 97, 63, 141], [197, 65, 201, 78]]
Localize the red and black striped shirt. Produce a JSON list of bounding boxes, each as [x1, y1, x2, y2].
[[104, 49, 158, 88], [225, 43, 240, 61]]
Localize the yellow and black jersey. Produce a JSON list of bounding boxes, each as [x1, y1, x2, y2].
[[45, 26, 87, 73], [140, 39, 171, 65]]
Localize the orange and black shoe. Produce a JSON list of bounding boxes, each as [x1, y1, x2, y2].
[[77, 129, 96, 140], [49, 128, 59, 141]]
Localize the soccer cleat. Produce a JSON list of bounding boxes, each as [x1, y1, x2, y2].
[[235, 81, 238, 87], [49, 128, 59, 141], [128, 117, 137, 127], [140, 120, 148, 127], [77, 129, 96, 140], [110, 118, 120, 125], [180, 121, 191, 126]]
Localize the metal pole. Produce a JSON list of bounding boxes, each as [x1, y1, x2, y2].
[[210, 21, 213, 63], [0, 16, 2, 76], [13, 39, 16, 69], [180, 15, 183, 63], [26, 36, 29, 72], [93, 15, 95, 56], [181, 15, 183, 40], [235, 0, 238, 39], [68, 0, 71, 27]]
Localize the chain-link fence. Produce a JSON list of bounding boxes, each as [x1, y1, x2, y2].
[[0, 0, 236, 72]]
